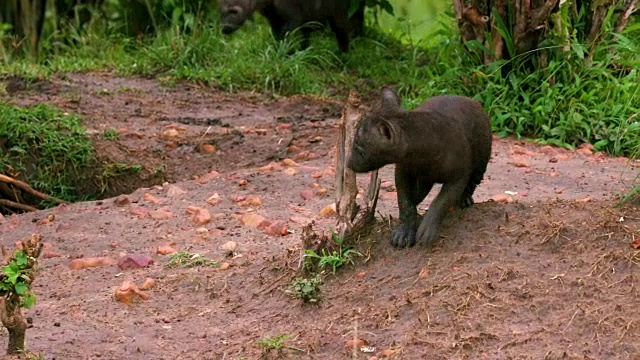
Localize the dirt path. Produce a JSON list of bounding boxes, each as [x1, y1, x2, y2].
[[1, 73, 639, 359]]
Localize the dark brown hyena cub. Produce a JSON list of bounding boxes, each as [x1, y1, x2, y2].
[[348, 87, 492, 248]]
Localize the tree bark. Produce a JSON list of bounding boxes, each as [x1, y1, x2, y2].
[[455, 0, 560, 63], [0, 295, 27, 354], [615, 0, 638, 33]]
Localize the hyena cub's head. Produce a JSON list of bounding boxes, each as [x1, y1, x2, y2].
[[219, 0, 255, 35], [347, 87, 405, 173]]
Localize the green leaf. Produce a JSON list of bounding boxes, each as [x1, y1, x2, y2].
[[14, 282, 27, 295]]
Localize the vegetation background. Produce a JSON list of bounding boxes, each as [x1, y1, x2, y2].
[[0, 0, 639, 203]]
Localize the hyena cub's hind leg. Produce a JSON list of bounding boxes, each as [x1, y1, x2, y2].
[[459, 166, 486, 208]]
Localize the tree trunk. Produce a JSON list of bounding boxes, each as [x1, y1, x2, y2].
[[455, 0, 560, 63], [453, 0, 638, 66], [0, 295, 27, 354]]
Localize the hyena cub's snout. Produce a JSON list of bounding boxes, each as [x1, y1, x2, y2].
[[220, 6, 244, 35]]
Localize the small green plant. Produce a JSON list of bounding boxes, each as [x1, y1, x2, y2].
[[287, 275, 323, 303], [165, 251, 218, 268], [102, 128, 120, 140], [0, 234, 43, 354], [256, 333, 304, 357], [303, 232, 362, 274], [1, 250, 37, 309]]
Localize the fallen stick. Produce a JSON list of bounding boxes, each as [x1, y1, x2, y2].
[[0, 174, 67, 205], [0, 199, 38, 212]]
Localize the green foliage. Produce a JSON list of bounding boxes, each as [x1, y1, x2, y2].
[[304, 232, 362, 274], [287, 275, 323, 304], [165, 251, 218, 268], [256, 333, 304, 357], [102, 128, 119, 140], [1, 250, 37, 309], [0, 103, 94, 202]]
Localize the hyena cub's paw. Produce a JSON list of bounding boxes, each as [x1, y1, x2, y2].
[[391, 223, 417, 248]]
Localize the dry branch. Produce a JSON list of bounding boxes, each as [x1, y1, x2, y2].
[[0, 174, 67, 205], [0, 200, 38, 212], [0, 234, 43, 354]]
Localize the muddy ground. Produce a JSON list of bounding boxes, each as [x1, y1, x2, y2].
[[1, 73, 639, 359]]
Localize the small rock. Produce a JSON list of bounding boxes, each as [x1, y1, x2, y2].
[[249, 197, 263, 206], [491, 194, 513, 203], [206, 193, 221, 205], [220, 241, 237, 255], [576, 197, 592, 203], [114, 195, 130, 206], [281, 158, 298, 167], [162, 128, 180, 140], [140, 278, 156, 290], [264, 221, 289, 236], [149, 207, 173, 220], [311, 171, 324, 179], [241, 213, 266, 227], [283, 168, 297, 176], [510, 160, 529, 168], [129, 206, 149, 219], [114, 280, 149, 304], [294, 151, 317, 161], [69, 257, 116, 270], [199, 144, 216, 153], [197, 170, 221, 184], [257, 162, 283, 172], [316, 188, 328, 195], [117, 254, 154, 270], [195, 227, 209, 233], [219, 262, 231, 270], [187, 206, 211, 225], [144, 193, 163, 204], [166, 185, 186, 197], [157, 245, 177, 255], [238, 179, 249, 186], [319, 203, 337, 217], [577, 143, 595, 154]]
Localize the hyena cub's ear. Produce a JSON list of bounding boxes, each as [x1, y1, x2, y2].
[[375, 118, 394, 142], [380, 87, 401, 111]]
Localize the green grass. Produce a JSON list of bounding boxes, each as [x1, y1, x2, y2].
[[165, 251, 218, 268], [1, 9, 639, 158], [0, 103, 94, 202]]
